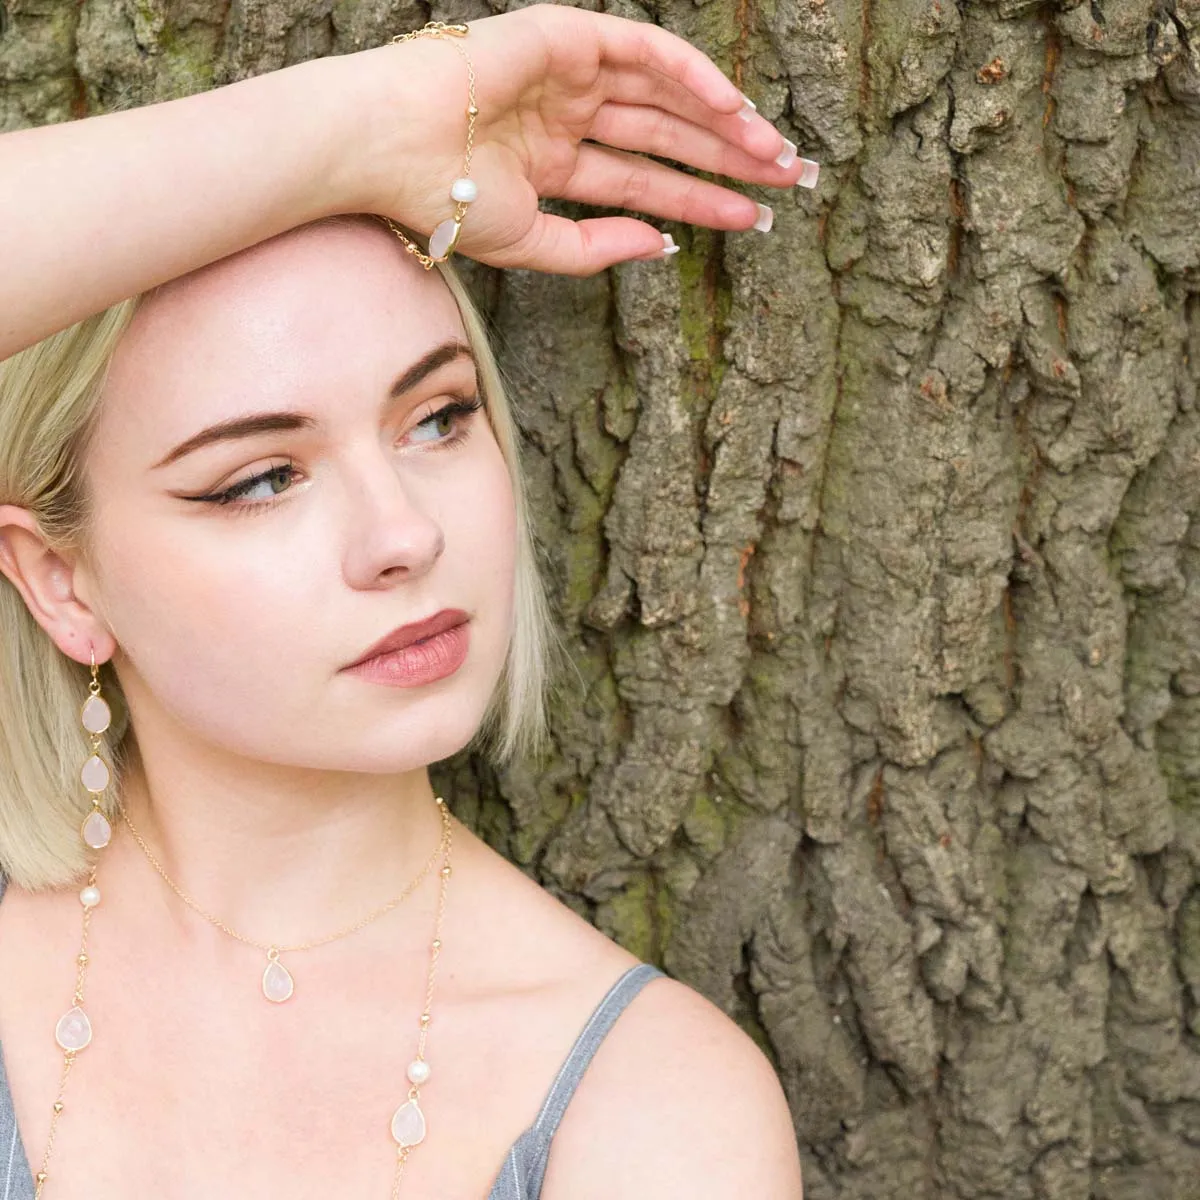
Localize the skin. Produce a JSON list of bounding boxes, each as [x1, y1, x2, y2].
[[0, 218, 803, 1199]]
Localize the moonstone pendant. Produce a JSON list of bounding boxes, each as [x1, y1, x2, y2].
[[262, 956, 294, 1003], [81, 753, 110, 793], [390, 1097, 427, 1148], [81, 808, 112, 850], [428, 217, 462, 261], [55, 1005, 92, 1052], [81, 694, 112, 734]]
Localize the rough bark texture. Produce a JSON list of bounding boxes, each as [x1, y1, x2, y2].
[[5, 0, 1200, 1195]]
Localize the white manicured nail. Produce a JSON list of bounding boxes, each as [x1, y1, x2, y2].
[[775, 138, 797, 169], [753, 203, 774, 233], [797, 158, 821, 189], [738, 93, 757, 122]]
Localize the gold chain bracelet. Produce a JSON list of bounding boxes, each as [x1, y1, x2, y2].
[[382, 20, 479, 269]]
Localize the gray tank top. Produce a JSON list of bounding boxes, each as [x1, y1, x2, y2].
[[0, 871, 665, 1198]]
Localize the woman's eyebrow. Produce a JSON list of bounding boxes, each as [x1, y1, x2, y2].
[[149, 339, 476, 470]]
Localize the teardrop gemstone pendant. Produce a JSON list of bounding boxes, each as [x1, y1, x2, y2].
[[81, 807, 112, 850], [391, 1097, 427, 1148], [54, 1005, 93, 1052], [262, 949, 294, 1003]]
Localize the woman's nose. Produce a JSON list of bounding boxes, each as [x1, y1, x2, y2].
[[339, 451, 446, 589]]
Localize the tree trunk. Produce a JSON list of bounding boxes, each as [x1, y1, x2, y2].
[[5, 0, 1200, 1195]]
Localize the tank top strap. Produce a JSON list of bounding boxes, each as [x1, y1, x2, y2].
[[530, 961, 666, 1142]]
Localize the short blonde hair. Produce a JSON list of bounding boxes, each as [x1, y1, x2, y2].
[[0, 214, 561, 891]]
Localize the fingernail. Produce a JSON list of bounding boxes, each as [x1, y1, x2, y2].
[[775, 138, 797, 169], [797, 158, 821, 189], [753, 203, 774, 233], [738, 93, 757, 122]]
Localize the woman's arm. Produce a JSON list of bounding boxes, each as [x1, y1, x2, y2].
[[0, 54, 365, 360], [0, 4, 811, 360]]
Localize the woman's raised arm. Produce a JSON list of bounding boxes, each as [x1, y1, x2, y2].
[[0, 3, 814, 360]]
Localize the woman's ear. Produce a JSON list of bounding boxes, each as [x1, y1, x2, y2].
[[0, 504, 116, 665]]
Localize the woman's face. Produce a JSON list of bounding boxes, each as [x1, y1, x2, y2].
[[75, 219, 517, 774]]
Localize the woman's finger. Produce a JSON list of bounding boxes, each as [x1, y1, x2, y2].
[[545, 141, 770, 229], [489, 211, 676, 276], [597, 63, 789, 165], [581, 7, 746, 116], [587, 102, 819, 190]]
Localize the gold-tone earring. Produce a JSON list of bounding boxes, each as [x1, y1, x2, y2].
[[79, 645, 113, 850]]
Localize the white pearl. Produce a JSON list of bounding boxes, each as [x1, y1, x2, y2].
[[79, 885, 101, 907], [450, 177, 477, 203], [407, 1058, 432, 1085]]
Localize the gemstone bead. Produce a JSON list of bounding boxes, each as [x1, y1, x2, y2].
[[262, 958, 294, 1003], [428, 218, 460, 261], [54, 1005, 92, 1052], [79, 885, 101, 907], [81, 753, 110, 793], [450, 177, 477, 203], [391, 1097, 426, 1147], [81, 809, 112, 850], [407, 1059, 431, 1085], [81, 694, 111, 734]]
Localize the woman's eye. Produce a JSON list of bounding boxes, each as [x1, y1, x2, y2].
[[408, 395, 484, 444], [199, 462, 298, 507], [409, 407, 458, 443]]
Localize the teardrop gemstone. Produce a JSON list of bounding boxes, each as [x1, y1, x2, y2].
[[81, 809, 112, 849], [391, 1098, 426, 1148], [262, 959, 294, 1003], [81, 695, 111, 734], [55, 1005, 92, 1051], [428, 218, 460, 261], [81, 753, 110, 793]]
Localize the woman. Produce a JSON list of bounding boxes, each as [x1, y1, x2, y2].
[[0, 5, 812, 1196]]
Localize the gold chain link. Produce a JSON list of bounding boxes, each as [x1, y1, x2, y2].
[[118, 798, 448, 954]]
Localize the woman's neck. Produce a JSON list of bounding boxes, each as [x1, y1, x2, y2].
[[108, 738, 446, 949]]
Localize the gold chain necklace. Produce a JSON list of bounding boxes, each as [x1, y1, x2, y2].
[[38, 794, 454, 1198], [119, 798, 448, 1002]]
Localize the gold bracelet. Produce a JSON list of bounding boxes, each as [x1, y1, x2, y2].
[[384, 20, 479, 270]]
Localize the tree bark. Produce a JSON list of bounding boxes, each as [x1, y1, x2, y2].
[[5, 0, 1200, 1195]]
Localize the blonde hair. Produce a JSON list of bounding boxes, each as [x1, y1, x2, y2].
[[0, 214, 562, 891]]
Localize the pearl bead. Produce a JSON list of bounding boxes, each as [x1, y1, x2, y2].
[[79, 885, 101, 907], [450, 177, 478, 203], [407, 1058, 432, 1085]]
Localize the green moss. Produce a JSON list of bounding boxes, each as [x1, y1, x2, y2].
[[599, 873, 656, 960], [683, 791, 728, 856]]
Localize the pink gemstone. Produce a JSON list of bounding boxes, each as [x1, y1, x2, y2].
[[262, 959, 294, 1003], [81, 695, 111, 734], [428, 218, 459, 260], [391, 1098, 426, 1147], [55, 1005, 92, 1051], [81, 753, 110, 793], [81, 809, 112, 849]]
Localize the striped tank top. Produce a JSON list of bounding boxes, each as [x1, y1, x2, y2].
[[0, 871, 665, 1198]]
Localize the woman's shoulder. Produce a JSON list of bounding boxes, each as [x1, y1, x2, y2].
[[457, 824, 802, 1198]]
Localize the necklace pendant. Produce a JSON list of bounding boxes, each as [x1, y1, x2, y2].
[[262, 949, 294, 1003], [391, 1096, 427, 1148], [54, 1004, 93, 1052]]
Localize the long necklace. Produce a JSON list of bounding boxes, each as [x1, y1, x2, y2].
[[39, 793, 454, 1199]]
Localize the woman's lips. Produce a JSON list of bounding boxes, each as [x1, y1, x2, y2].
[[343, 620, 469, 687]]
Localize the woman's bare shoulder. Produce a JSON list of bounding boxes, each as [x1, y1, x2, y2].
[[454, 826, 803, 1198]]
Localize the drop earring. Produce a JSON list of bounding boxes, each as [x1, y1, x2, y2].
[[79, 646, 113, 851]]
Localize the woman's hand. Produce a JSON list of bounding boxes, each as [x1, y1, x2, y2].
[[348, 3, 816, 275]]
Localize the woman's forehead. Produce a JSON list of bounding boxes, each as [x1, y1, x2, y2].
[[118, 220, 462, 381]]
